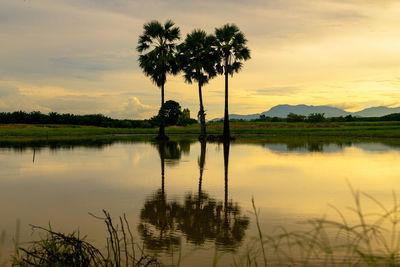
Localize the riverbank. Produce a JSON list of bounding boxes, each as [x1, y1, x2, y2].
[[1, 121, 400, 141]]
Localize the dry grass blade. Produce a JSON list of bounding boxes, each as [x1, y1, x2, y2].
[[13, 211, 161, 267]]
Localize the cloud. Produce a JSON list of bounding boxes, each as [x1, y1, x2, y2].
[[0, 82, 156, 119], [248, 86, 302, 96], [1, 0, 400, 117], [0, 84, 20, 97], [107, 96, 156, 119]]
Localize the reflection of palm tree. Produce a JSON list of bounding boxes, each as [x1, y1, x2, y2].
[[214, 141, 249, 250], [140, 140, 248, 253], [138, 140, 193, 251], [198, 141, 206, 195], [151, 140, 192, 193], [137, 190, 181, 252], [177, 141, 216, 245], [177, 141, 249, 250]]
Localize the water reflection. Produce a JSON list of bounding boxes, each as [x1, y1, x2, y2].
[[138, 141, 191, 251], [259, 139, 400, 153], [138, 141, 249, 254], [3, 137, 400, 265], [2, 137, 400, 154], [137, 190, 181, 252], [0, 139, 119, 151]]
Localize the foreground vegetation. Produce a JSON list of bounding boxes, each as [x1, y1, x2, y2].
[[12, 211, 160, 267], [6, 186, 400, 266], [2, 121, 400, 141]]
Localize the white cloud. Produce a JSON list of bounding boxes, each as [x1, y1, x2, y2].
[[107, 96, 156, 119]]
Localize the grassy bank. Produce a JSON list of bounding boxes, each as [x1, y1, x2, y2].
[[1, 121, 400, 141]]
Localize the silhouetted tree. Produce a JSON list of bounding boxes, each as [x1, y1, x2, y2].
[[307, 113, 325, 123], [179, 30, 219, 140], [177, 108, 197, 126], [286, 113, 306, 122], [137, 20, 180, 140], [160, 100, 182, 126], [0, 111, 155, 128], [215, 24, 250, 140]]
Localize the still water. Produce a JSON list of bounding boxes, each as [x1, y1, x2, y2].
[[1, 138, 400, 265]]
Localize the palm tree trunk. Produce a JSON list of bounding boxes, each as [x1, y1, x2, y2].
[[161, 153, 165, 195], [198, 140, 206, 196], [198, 82, 206, 139], [223, 140, 230, 226], [223, 57, 230, 140], [158, 82, 167, 140]]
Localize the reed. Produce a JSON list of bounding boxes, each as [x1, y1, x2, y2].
[[242, 185, 400, 266], [13, 211, 160, 267]]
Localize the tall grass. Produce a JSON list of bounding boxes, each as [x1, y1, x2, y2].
[[244, 185, 400, 266], [0, 230, 6, 267], [10, 187, 400, 266], [13, 210, 160, 267]]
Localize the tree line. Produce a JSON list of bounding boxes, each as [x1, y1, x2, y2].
[[137, 20, 250, 141], [226, 112, 400, 123], [0, 104, 197, 128]]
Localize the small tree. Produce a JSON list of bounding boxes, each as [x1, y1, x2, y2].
[[177, 108, 197, 126], [287, 113, 306, 122], [160, 100, 182, 126], [307, 113, 325, 123]]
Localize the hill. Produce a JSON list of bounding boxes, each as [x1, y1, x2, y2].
[[211, 104, 400, 121]]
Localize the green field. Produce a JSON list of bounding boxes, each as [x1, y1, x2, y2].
[[1, 121, 400, 141]]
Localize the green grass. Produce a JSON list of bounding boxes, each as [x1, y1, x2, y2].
[[2, 121, 400, 141]]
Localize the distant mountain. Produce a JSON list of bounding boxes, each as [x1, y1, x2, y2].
[[210, 104, 400, 121], [352, 106, 400, 117], [226, 113, 261, 120], [261, 104, 349, 118]]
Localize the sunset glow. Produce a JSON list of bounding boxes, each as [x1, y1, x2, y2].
[[1, 0, 400, 119]]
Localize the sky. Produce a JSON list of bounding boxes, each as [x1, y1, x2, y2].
[[1, 0, 400, 119]]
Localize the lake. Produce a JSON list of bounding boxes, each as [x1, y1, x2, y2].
[[1, 137, 400, 266]]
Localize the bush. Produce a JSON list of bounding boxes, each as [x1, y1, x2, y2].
[[286, 113, 306, 122], [307, 113, 325, 123], [177, 108, 197, 126]]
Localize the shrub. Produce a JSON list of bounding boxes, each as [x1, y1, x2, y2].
[[286, 113, 306, 122], [307, 113, 325, 123]]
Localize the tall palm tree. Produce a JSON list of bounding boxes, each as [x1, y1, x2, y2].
[[179, 30, 218, 140], [137, 20, 180, 140], [215, 24, 250, 140]]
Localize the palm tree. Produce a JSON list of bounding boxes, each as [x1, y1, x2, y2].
[[179, 30, 218, 140], [137, 20, 180, 140], [215, 24, 250, 140]]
